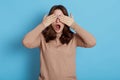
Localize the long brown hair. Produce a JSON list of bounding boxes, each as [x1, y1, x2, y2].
[[42, 5, 74, 44]]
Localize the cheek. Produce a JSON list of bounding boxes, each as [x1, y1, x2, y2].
[[51, 23, 55, 28], [61, 25, 64, 30]]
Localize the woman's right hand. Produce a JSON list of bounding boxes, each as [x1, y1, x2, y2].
[[42, 14, 57, 27]]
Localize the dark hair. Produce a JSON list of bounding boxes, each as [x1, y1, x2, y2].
[[42, 5, 74, 44]]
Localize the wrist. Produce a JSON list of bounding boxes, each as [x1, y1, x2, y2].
[[70, 21, 75, 27], [70, 22, 77, 30], [42, 21, 47, 28], [69, 19, 74, 26]]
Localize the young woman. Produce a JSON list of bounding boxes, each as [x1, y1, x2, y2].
[[22, 5, 96, 80]]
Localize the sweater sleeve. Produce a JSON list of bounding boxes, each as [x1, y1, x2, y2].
[[71, 22, 96, 48], [22, 23, 46, 49]]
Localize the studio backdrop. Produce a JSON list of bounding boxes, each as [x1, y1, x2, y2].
[[0, 0, 120, 80]]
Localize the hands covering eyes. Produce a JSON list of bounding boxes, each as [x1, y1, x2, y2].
[[42, 13, 74, 27]]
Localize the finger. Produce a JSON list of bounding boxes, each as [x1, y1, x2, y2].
[[58, 15, 65, 20], [59, 15, 69, 22], [59, 17, 65, 24], [48, 14, 57, 23], [59, 15, 74, 26], [70, 13, 73, 18], [59, 17, 66, 23], [43, 14, 47, 20], [49, 14, 57, 19]]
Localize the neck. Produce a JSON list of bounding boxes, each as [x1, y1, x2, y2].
[[56, 32, 62, 39]]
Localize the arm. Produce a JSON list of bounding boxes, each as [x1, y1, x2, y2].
[[22, 23, 46, 48], [71, 22, 96, 48], [22, 14, 57, 48], [59, 14, 96, 48]]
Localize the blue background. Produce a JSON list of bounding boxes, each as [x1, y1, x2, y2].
[[0, 0, 120, 80]]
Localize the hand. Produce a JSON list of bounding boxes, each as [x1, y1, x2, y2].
[[58, 13, 74, 26], [42, 14, 57, 27]]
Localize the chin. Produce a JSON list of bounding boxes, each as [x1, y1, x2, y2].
[[55, 30, 62, 34], [56, 31, 62, 34]]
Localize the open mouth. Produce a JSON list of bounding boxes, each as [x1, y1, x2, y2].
[[55, 24, 61, 31]]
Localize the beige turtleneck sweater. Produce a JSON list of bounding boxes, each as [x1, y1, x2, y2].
[[22, 22, 96, 80]]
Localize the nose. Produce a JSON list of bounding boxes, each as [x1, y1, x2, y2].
[[56, 18, 60, 23]]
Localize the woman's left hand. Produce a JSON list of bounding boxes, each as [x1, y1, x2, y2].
[[58, 13, 74, 26]]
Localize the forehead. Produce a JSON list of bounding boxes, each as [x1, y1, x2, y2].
[[53, 9, 64, 15]]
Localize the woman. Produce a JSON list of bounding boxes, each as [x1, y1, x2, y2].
[[22, 5, 96, 80]]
